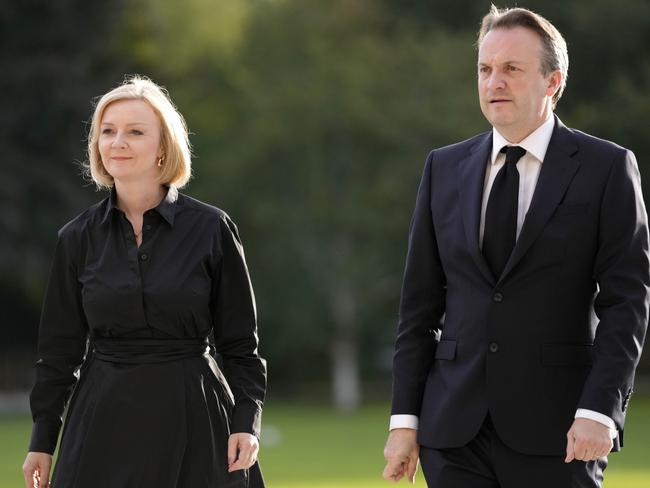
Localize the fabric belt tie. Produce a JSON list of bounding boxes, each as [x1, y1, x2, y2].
[[92, 338, 209, 364]]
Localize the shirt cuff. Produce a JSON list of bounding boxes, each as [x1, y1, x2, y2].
[[28, 418, 61, 454], [231, 401, 263, 439], [390, 414, 419, 431], [575, 409, 618, 439]]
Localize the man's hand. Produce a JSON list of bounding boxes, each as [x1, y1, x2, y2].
[[227, 432, 259, 472], [565, 418, 613, 463], [383, 428, 419, 483], [22, 452, 52, 488]]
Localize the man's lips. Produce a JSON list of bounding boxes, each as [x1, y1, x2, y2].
[[489, 99, 511, 104]]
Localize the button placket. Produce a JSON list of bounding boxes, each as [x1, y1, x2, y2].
[[116, 212, 148, 327], [136, 236, 151, 329], [120, 213, 138, 248], [138, 213, 156, 267], [140, 211, 158, 245]]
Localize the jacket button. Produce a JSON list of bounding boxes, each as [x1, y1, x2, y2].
[[493, 292, 503, 303], [140, 253, 148, 261], [489, 342, 499, 353]]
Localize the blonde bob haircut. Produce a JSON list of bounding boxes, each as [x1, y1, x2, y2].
[[86, 75, 192, 190]]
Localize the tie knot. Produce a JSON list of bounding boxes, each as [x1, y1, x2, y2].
[[500, 145, 526, 165]]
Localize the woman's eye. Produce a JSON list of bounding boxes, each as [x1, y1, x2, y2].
[[131, 130, 143, 135], [101, 128, 113, 135]]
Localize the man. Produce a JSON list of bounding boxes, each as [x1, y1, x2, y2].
[[383, 6, 649, 488]]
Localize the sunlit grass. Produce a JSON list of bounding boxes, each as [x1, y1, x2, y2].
[[2, 398, 649, 487]]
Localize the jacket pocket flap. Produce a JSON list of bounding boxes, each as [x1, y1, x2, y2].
[[542, 343, 593, 366], [434, 339, 457, 360]]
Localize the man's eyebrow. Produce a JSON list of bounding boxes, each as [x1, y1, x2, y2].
[[478, 60, 526, 66]]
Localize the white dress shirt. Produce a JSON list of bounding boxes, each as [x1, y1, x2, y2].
[[391, 115, 617, 439]]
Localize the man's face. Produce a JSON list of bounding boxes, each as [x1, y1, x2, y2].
[[478, 26, 559, 141]]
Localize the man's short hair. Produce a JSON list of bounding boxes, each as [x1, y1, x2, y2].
[[477, 5, 569, 107]]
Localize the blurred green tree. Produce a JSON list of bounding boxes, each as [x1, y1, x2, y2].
[[101, 0, 650, 405], [123, 0, 485, 409], [0, 0, 128, 349], [4, 0, 650, 398]]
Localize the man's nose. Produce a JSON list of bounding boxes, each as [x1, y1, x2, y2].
[[486, 72, 505, 91]]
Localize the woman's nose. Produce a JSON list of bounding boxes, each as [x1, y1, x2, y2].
[[111, 131, 127, 148]]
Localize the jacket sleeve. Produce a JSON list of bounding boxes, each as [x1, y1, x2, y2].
[[391, 151, 447, 416], [579, 149, 650, 439], [28, 229, 89, 454], [211, 216, 267, 438]]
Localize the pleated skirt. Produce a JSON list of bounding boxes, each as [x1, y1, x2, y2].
[[51, 350, 264, 487]]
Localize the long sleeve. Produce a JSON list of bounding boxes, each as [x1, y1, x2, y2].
[[579, 149, 650, 436], [391, 151, 447, 416], [211, 216, 267, 438], [28, 229, 89, 454]]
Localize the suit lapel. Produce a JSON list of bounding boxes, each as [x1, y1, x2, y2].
[[458, 132, 495, 286], [497, 116, 580, 285]]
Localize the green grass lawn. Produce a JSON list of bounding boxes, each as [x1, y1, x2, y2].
[[2, 398, 649, 487]]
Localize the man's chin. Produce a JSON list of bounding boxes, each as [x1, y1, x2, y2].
[[486, 113, 515, 130]]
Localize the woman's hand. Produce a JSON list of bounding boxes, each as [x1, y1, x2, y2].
[[227, 432, 259, 472], [22, 452, 52, 488]]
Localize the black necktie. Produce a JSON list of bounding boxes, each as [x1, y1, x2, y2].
[[482, 145, 527, 279]]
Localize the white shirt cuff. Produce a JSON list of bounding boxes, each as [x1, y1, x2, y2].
[[390, 414, 419, 431], [391, 411, 616, 438], [575, 409, 618, 439]]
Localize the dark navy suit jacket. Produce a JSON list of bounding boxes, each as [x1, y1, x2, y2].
[[391, 116, 650, 456]]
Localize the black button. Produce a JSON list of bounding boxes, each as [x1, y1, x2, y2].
[[493, 292, 503, 303], [489, 342, 499, 353], [140, 253, 148, 261], [145, 224, 152, 231]]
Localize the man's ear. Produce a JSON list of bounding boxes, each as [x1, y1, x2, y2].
[[546, 70, 562, 98]]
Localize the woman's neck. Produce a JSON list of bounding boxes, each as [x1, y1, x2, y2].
[[114, 180, 166, 216]]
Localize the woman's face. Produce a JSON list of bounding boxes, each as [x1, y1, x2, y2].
[[98, 99, 163, 184]]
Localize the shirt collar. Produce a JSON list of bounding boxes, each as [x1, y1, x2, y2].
[[490, 113, 555, 164], [100, 185, 179, 226]]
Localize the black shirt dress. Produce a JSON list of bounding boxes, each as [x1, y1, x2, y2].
[[28, 186, 267, 487]]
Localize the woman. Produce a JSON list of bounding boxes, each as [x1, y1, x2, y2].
[[22, 76, 266, 488]]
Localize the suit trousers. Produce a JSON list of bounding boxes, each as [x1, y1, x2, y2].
[[419, 414, 607, 488]]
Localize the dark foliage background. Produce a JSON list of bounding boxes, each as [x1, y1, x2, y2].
[[3, 0, 649, 404]]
